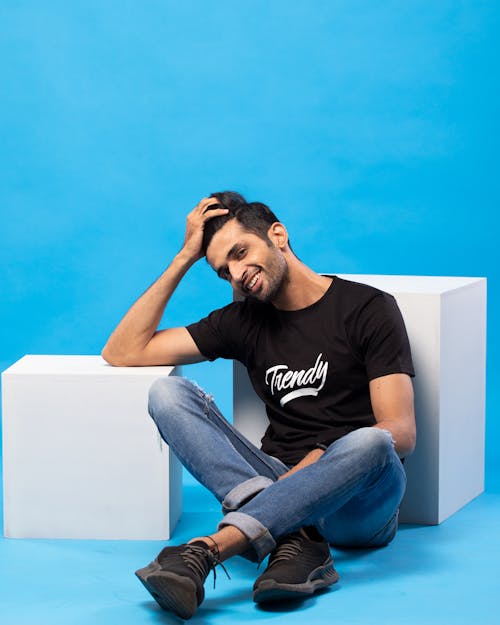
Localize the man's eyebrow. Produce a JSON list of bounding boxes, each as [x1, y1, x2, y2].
[[226, 242, 244, 261]]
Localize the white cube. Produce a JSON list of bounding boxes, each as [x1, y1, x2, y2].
[[233, 276, 487, 525], [2, 355, 182, 539]]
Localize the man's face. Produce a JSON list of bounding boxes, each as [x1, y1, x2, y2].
[[206, 219, 288, 303]]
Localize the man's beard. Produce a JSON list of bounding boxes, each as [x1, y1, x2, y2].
[[247, 251, 289, 304]]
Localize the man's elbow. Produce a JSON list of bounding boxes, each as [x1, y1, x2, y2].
[[101, 345, 130, 367], [401, 428, 417, 458]]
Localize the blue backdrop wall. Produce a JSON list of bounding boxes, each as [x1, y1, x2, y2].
[[1, 2, 498, 486]]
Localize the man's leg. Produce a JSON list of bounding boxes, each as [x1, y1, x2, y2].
[[220, 427, 406, 559], [147, 376, 288, 515], [140, 384, 405, 615], [136, 376, 288, 618], [250, 432, 406, 602], [149, 427, 403, 609]]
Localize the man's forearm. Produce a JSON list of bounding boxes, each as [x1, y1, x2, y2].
[[369, 374, 416, 458], [101, 251, 194, 364]]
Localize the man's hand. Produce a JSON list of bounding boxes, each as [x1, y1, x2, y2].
[[181, 197, 229, 262], [277, 448, 325, 481]]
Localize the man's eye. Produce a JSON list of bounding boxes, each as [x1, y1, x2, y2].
[[237, 248, 246, 258]]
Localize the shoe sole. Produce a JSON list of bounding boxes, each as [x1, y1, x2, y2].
[[253, 557, 339, 604], [135, 561, 199, 620]]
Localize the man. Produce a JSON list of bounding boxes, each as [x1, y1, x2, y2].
[[102, 191, 416, 620]]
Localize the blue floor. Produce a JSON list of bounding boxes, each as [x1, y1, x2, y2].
[[1, 472, 499, 625]]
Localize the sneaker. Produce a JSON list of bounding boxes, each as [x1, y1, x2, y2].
[[253, 531, 339, 603], [135, 541, 222, 619]]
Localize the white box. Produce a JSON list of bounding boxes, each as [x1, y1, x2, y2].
[[2, 355, 182, 539], [233, 276, 487, 525]]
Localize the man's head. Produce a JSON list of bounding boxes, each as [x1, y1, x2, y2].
[[203, 191, 291, 304], [201, 191, 283, 256]]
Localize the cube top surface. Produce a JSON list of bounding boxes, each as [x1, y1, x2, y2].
[[334, 274, 485, 294], [2, 355, 175, 377]]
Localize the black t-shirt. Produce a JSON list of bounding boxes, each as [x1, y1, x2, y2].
[[186, 276, 414, 465]]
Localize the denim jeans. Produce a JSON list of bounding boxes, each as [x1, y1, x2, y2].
[[148, 376, 407, 562]]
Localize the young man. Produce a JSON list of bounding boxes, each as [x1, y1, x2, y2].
[[102, 192, 416, 620]]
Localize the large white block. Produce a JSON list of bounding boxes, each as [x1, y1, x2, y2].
[[233, 275, 487, 525], [2, 355, 182, 539]]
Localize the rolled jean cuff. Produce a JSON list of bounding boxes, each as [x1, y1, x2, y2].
[[221, 476, 274, 514], [218, 511, 276, 562]]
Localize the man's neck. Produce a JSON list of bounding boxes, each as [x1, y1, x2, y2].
[[272, 258, 333, 311]]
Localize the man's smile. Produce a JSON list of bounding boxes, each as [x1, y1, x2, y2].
[[243, 270, 262, 293]]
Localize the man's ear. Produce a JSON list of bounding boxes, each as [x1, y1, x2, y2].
[[267, 222, 288, 250]]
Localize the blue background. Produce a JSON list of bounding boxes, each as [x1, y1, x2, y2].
[[1, 3, 499, 624], [1, 2, 498, 478]]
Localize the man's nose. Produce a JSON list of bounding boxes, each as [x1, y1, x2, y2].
[[229, 261, 245, 284]]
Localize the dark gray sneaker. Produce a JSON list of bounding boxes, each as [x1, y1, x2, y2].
[[253, 531, 339, 603], [135, 541, 223, 619]]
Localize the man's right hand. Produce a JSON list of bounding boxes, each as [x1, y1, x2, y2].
[[181, 197, 229, 262]]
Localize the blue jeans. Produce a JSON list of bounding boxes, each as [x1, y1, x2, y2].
[[148, 376, 407, 562]]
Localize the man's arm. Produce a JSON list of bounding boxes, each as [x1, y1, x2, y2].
[[101, 198, 228, 367], [369, 372, 416, 458]]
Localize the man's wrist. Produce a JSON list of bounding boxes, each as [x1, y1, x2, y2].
[[174, 249, 199, 270]]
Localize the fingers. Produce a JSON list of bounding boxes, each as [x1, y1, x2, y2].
[[184, 197, 229, 242], [181, 198, 230, 261], [187, 198, 229, 227], [198, 197, 218, 212], [195, 197, 228, 216]]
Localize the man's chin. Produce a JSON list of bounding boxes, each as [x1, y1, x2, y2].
[[242, 273, 286, 304], [247, 284, 283, 305], [245, 290, 269, 303]]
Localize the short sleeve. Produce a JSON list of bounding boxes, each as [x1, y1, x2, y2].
[[354, 293, 415, 381], [185, 302, 245, 362]]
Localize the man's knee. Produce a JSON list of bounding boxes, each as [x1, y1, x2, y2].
[[148, 376, 197, 424], [343, 427, 396, 463]]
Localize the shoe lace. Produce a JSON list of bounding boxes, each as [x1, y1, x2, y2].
[[182, 544, 231, 589], [267, 534, 303, 568]]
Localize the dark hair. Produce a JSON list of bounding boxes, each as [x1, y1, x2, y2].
[[201, 191, 281, 255]]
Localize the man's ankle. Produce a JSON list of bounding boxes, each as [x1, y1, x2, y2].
[[188, 536, 220, 558], [300, 525, 325, 542]]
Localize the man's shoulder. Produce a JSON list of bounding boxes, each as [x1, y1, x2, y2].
[[333, 276, 393, 307], [202, 296, 271, 327]]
